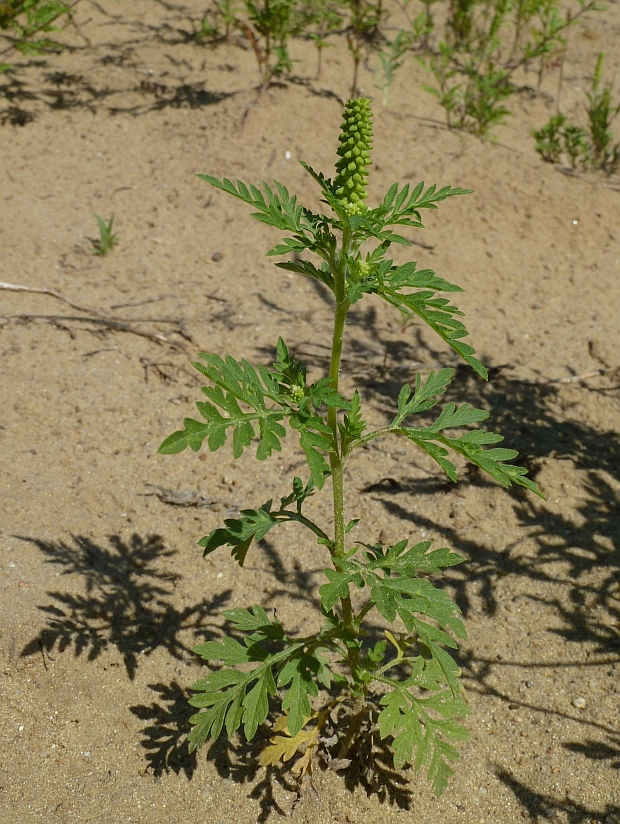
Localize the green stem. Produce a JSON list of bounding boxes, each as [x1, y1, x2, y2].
[[279, 510, 332, 546], [345, 424, 396, 457], [374, 656, 420, 677], [328, 241, 352, 629], [328, 302, 349, 556]]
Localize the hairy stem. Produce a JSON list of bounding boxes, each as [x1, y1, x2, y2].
[[280, 510, 331, 545], [328, 298, 352, 630], [336, 694, 368, 760], [328, 239, 353, 630]]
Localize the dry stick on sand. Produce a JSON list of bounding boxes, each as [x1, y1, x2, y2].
[[545, 368, 616, 384], [0, 281, 190, 351]]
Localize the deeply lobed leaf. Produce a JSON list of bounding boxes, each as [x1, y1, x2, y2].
[[378, 678, 469, 795], [157, 349, 336, 488]]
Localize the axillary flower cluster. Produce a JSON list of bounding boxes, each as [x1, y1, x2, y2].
[[333, 97, 373, 216]]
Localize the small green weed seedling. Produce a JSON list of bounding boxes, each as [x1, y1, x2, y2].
[[159, 98, 542, 795], [532, 53, 619, 175], [0, 0, 78, 71], [584, 52, 620, 175], [92, 214, 118, 256], [302, 0, 345, 78], [240, 0, 302, 83], [196, 0, 241, 41], [531, 112, 568, 162], [196, 0, 303, 83], [374, 28, 411, 107]]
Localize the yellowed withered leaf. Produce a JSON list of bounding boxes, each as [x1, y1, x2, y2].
[[258, 728, 315, 767], [291, 747, 313, 778]]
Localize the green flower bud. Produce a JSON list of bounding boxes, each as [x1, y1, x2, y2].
[[290, 385, 305, 403], [333, 98, 373, 213]]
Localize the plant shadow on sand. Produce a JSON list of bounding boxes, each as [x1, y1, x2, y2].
[[496, 767, 620, 823], [129, 680, 200, 780], [0, 66, 232, 122], [256, 285, 619, 656], [16, 308, 619, 817], [16, 531, 230, 782], [0, 0, 235, 124], [20, 532, 231, 679], [354, 353, 620, 656]]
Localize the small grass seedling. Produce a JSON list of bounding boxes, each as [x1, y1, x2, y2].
[[584, 52, 620, 175], [92, 214, 118, 256], [159, 97, 542, 796]]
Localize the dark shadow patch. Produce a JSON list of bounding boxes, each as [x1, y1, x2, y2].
[[347, 358, 620, 652], [0, 104, 35, 125], [251, 538, 326, 613], [20, 532, 231, 679], [130, 681, 199, 779], [564, 735, 620, 769], [496, 767, 620, 822], [145, 81, 231, 110]]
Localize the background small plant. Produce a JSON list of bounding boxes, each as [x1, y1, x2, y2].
[[412, 0, 602, 135], [241, 0, 303, 81], [93, 214, 118, 256], [195, 0, 241, 41], [374, 27, 411, 106], [531, 111, 566, 161], [302, 0, 345, 78], [345, 0, 385, 95], [0, 0, 79, 71], [584, 52, 620, 174], [188, 0, 606, 137], [532, 52, 620, 175], [159, 97, 542, 795]]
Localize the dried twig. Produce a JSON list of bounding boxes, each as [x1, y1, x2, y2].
[[82, 346, 118, 358], [110, 295, 172, 310], [139, 356, 201, 384], [4, 313, 188, 350], [0, 281, 191, 351], [545, 367, 616, 384], [1, 281, 108, 317]]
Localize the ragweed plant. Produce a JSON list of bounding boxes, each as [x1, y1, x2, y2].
[[159, 97, 542, 796]]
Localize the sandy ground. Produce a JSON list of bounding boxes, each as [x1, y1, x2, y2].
[[1, 1, 619, 822]]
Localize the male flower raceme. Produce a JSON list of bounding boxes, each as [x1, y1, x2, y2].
[[333, 97, 373, 215]]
